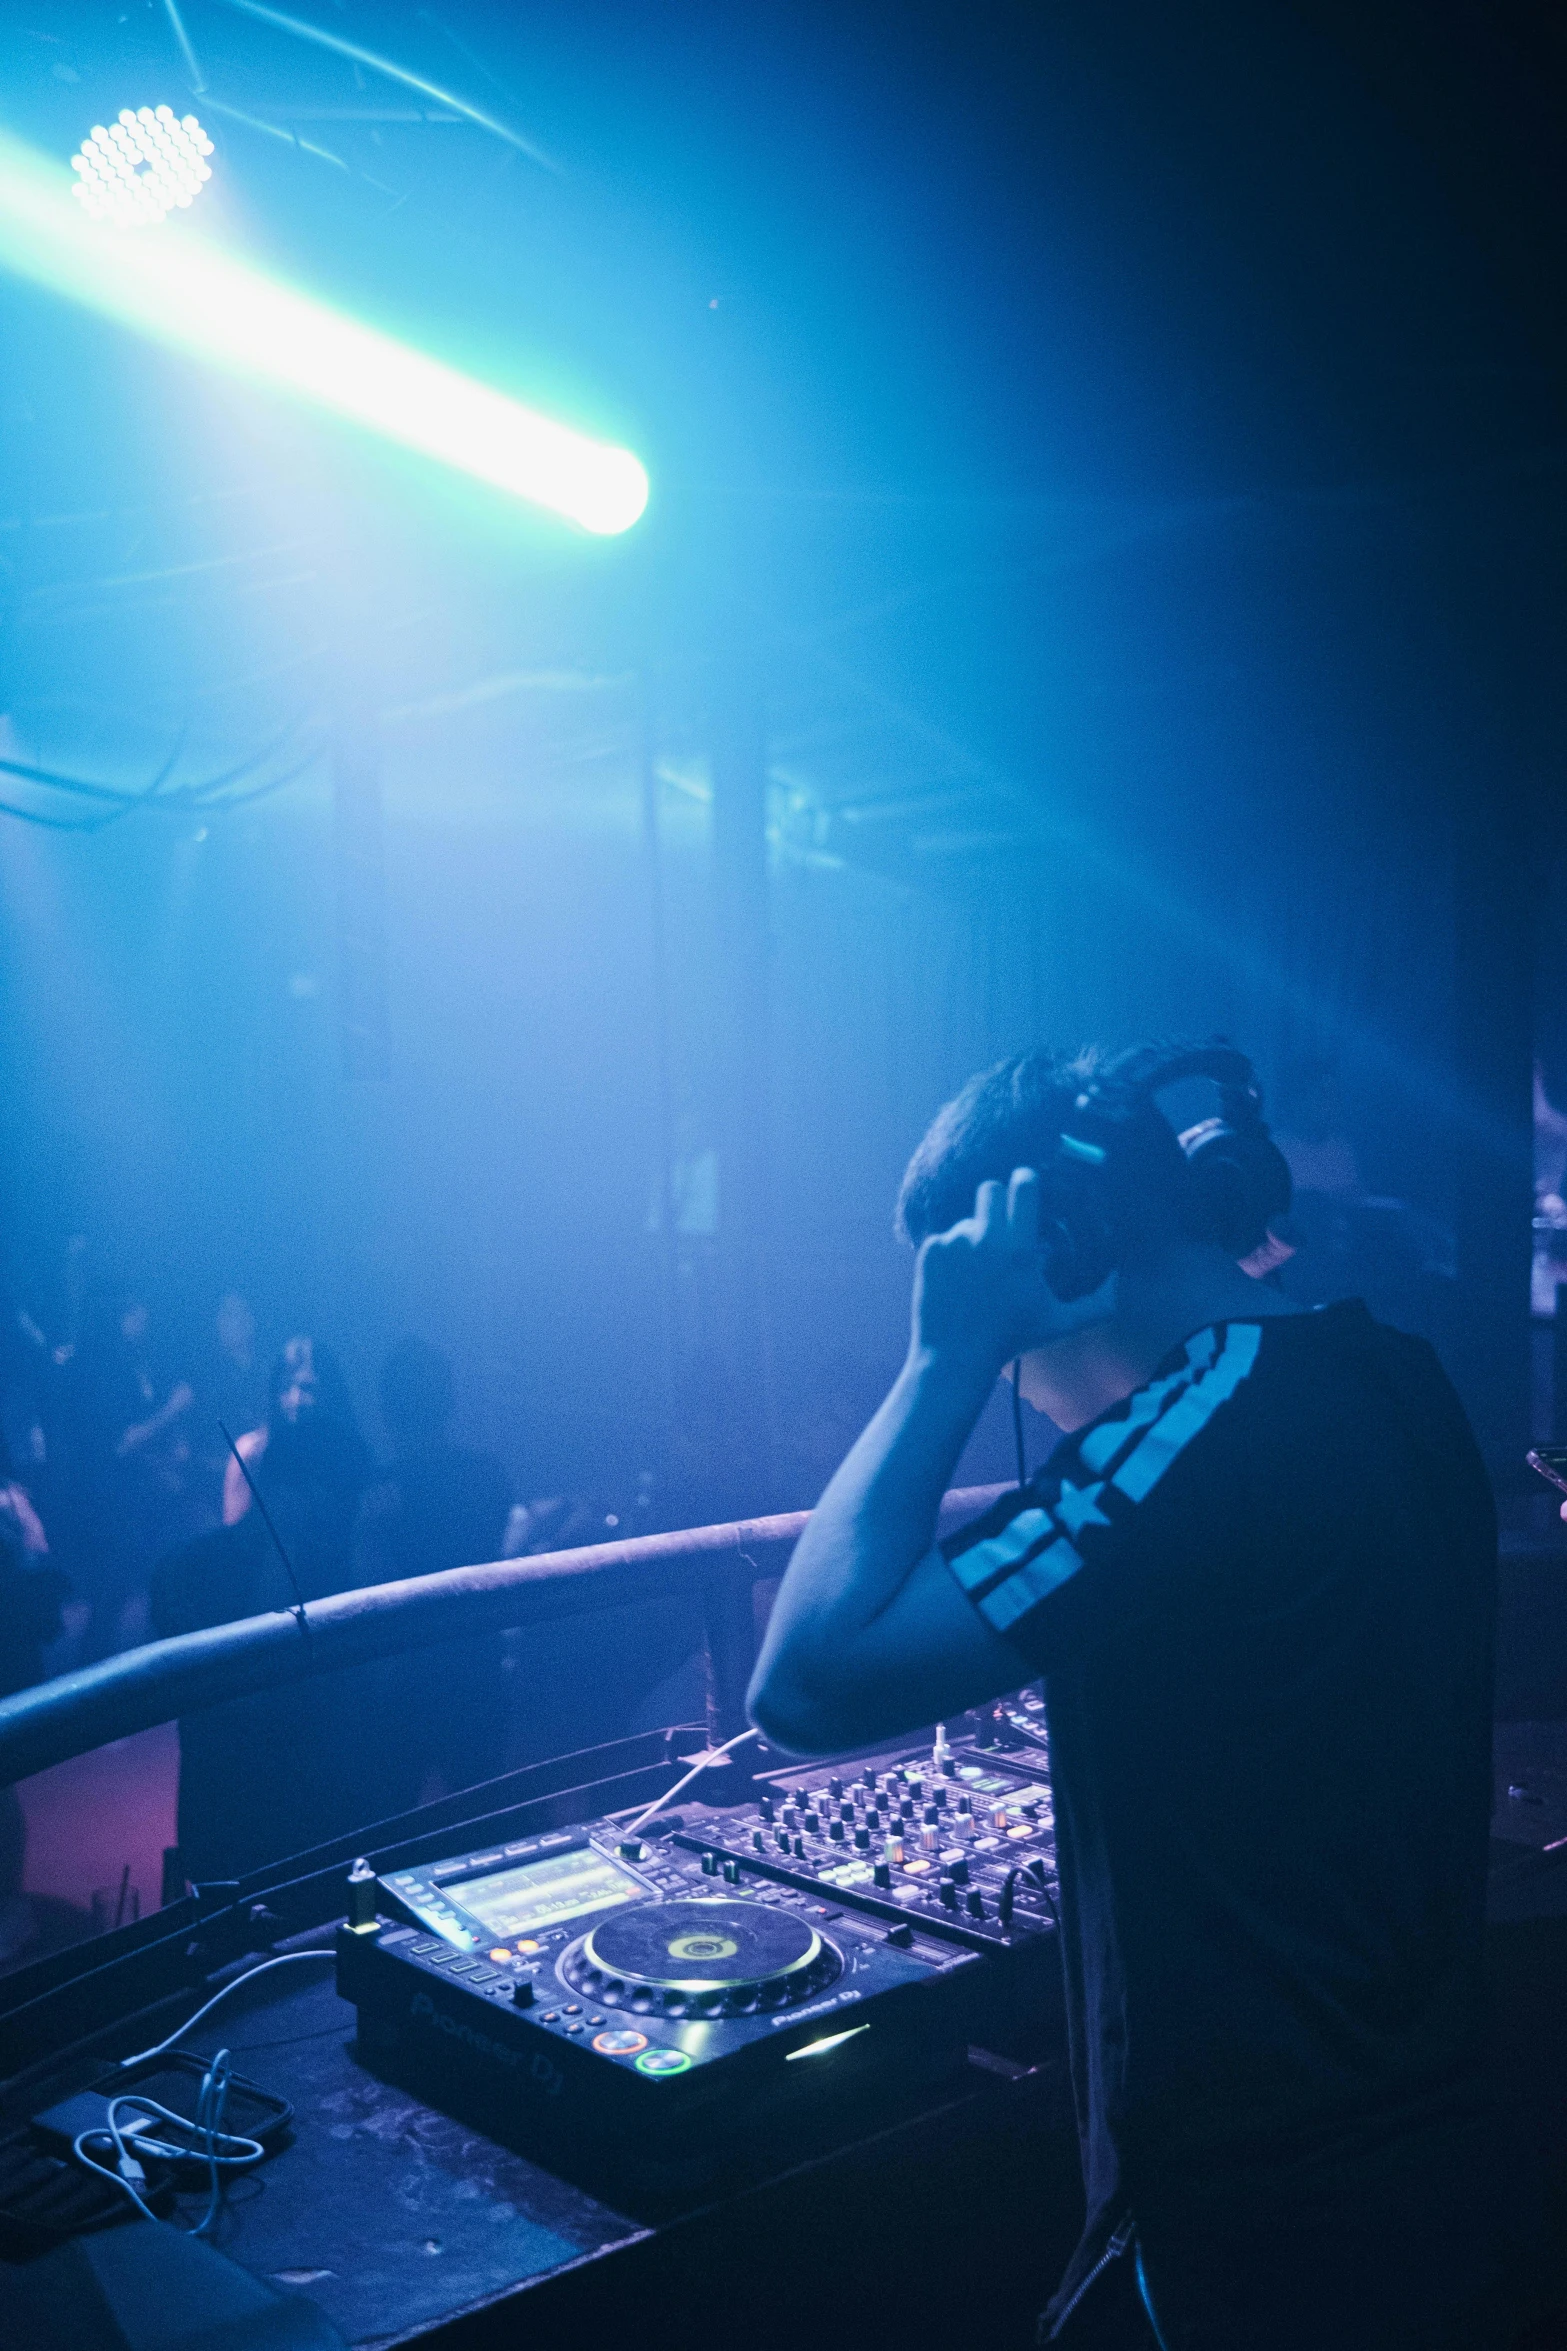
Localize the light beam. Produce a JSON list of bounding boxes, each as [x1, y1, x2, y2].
[[0, 129, 648, 536]]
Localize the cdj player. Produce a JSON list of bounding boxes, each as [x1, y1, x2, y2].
[[337, 1711, 1061, 2203]]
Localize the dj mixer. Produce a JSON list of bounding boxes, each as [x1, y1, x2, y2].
[[337, 1703, 1061, 2202]]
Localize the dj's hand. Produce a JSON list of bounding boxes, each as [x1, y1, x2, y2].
[[911, 1167, 1118, 1370]]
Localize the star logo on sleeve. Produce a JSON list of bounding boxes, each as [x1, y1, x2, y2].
[[1053, 1476, 1112, 1539]]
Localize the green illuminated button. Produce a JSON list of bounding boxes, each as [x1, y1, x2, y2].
[[593, 2029, 648, 2056], [635, 2047, 692, 2078]]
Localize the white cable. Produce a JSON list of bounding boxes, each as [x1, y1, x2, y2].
[[99, 2092, 263, 2170], [621, 1727, 761, 1841], [117, 1951, 336, 2070], [71, 2128, 160, 2222]]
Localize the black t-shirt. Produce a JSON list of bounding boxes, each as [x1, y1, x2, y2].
[[941, 1301, 1496, 2299]]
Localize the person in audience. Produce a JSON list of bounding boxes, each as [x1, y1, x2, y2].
[[356, 1338, 512, 1798], [0, 1430, 68, 1964], [222, 1335, 369, 1525], [193, 1292, 267, 1521], [151, 1410, 407, 1884], [67, 1288, 193, 1655]]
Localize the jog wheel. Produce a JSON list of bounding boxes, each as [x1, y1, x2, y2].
[[560, 1899, 840, 2019]]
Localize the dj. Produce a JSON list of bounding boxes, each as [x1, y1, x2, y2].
[[749, 1044, 1500, 2350]]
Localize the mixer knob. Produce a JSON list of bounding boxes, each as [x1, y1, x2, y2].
[[828, 1820, 845, 1843], [776, 1830, 792, 1853], [873, 1862, 892, 1889], [829, 1777, 844, 1800], [752, 1830, 766, 1853], [722, 1857, 741, 1885], [922, 1806, 939, 1825], [990, 1806, 1009, 1831], [907, 1778, 924, 1803], [964, 1889, 985, 1919], [864, 1808, 881, 1830], [803, 1810, 820, 1833], [947, 1855, 969, 1885], [934, 1786, 949, 1811], [938, 1880, 958, 1909], [759, 1794, 775, 1822], [853, 1826, 870, 1850], [701, 1852, 719, 1876], [792, 1835, 806, 1858], [782, 1805, 799, 1830], [956, 1794, 973, 1817]]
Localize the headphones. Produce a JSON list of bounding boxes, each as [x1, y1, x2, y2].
[[1041, 1041, 1292, 1298]]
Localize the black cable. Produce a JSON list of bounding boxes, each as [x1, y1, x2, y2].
[[217, 1423, 311, 1639], [1011, 1358, 1027, 1487]]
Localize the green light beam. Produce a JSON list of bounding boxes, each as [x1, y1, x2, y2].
[[0, 128, 648, 537]]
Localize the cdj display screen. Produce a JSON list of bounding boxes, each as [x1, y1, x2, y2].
[[454, 1846, 641, 1940]]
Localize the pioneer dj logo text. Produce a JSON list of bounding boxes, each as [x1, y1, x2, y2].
[[408, 1991, 564, 2095], [772, 1988, 860, 2028]]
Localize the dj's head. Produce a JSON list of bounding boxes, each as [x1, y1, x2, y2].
[[895, 1040, 1293, 1301]]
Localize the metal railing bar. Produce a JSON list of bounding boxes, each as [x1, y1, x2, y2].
[[0, 1489, 1004, 1788]]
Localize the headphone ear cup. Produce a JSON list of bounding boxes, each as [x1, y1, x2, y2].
[[1040, 1205, 1117, 1302], [1180, 1120, 1292, 1258]]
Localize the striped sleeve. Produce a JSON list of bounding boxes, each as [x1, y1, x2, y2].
[[940, 1322, 1262, 1645]]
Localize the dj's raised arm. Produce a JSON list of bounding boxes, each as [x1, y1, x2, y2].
[[748, 1045, 1302, 1757], [747, 1168, 1112, 1755]]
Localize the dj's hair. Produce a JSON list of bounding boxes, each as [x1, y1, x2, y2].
[[895, 1039, 1292, 1300]]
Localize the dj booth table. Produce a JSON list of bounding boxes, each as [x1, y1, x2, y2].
[[0, 1726, 1086, 2351], [44, 1960, 1076, 2351]]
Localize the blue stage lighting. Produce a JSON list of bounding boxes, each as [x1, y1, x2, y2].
[[72, 107, 214, 229]]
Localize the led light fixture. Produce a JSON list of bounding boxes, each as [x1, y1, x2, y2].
[[72, 107, 214, 229], [0, 128, 649, 535]]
